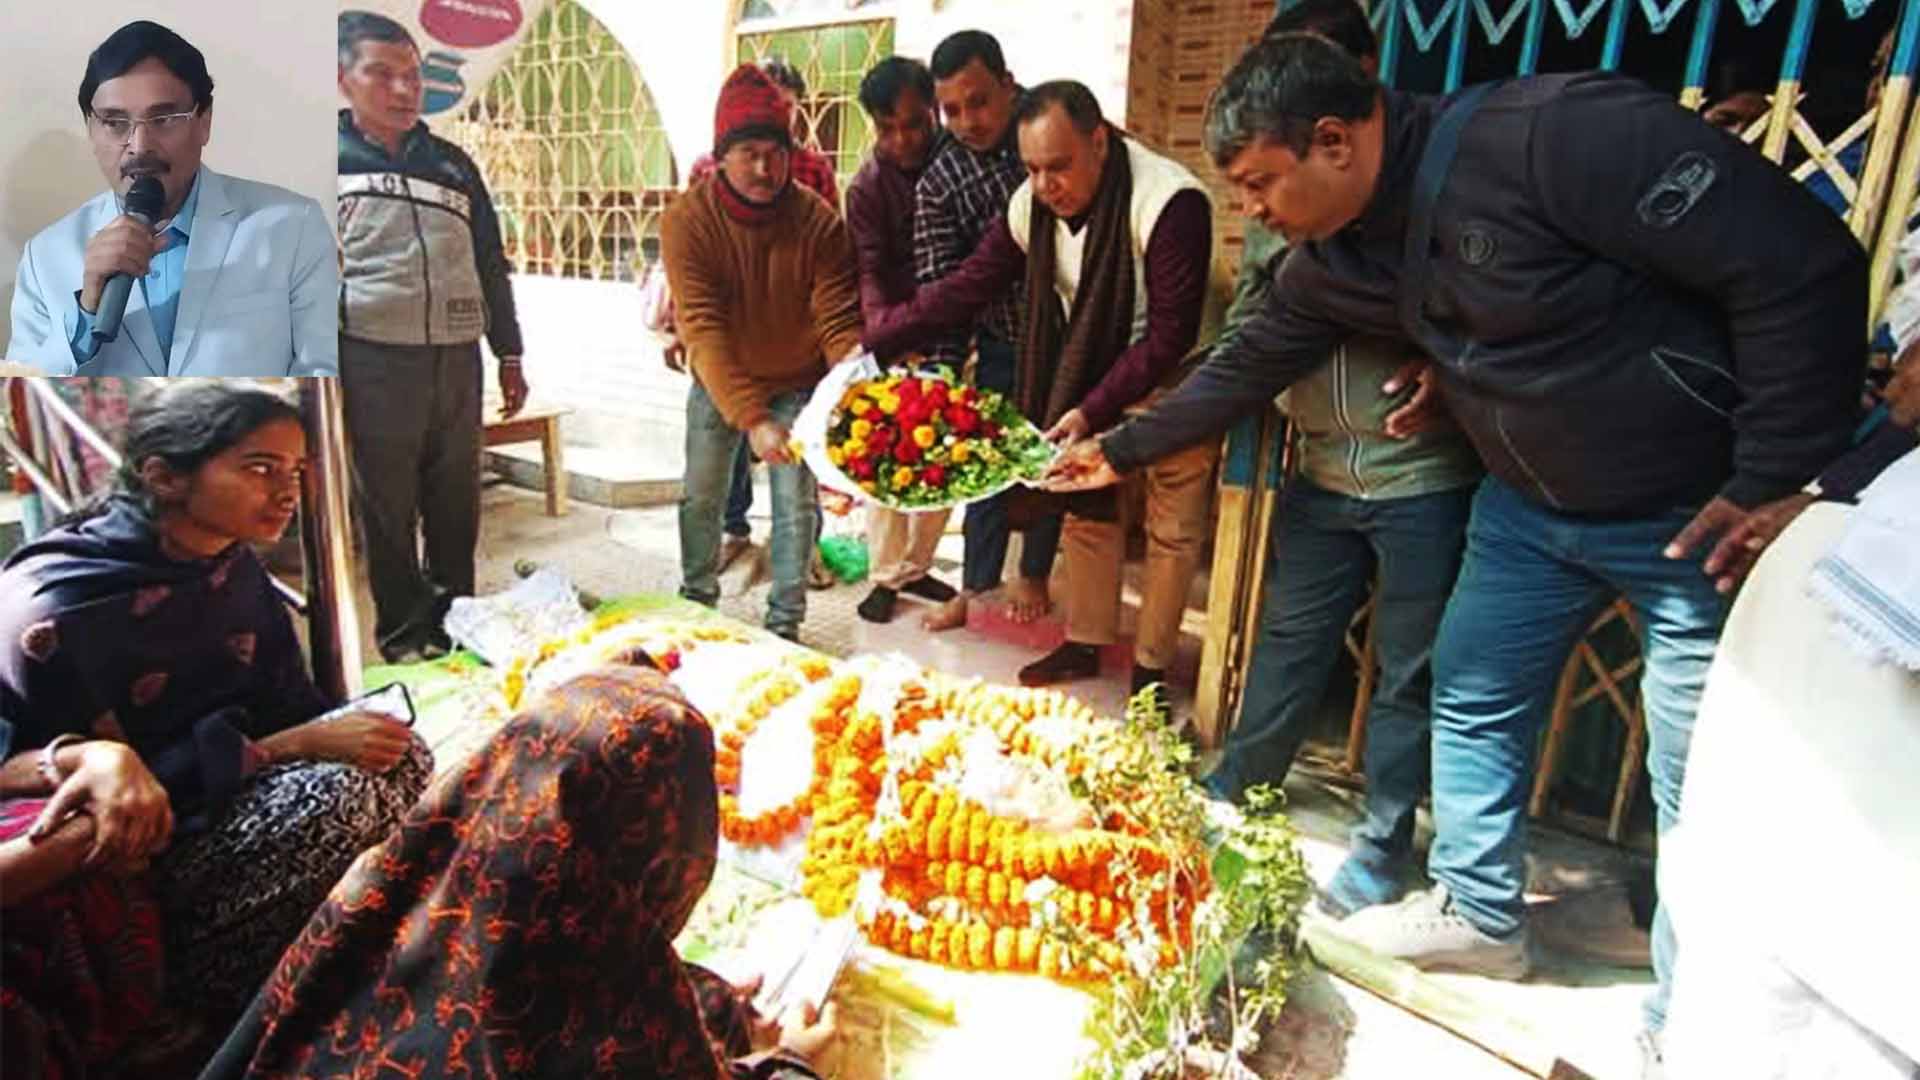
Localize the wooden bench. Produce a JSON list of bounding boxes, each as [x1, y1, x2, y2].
[[483, 403, 571, 517]]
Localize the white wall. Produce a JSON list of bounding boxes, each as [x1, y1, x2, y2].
[[583, 0, 736, 182], [497, 274, 688, 470], [0, 2, 336, 355], [894, 0, 1137, 132]]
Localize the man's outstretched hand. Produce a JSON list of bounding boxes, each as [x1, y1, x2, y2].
[[1043, 408, 1091, 446], [1665, 492, 1817, 594], [1041, 438, 1121, 492]]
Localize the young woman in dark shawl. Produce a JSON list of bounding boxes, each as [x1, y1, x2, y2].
[[199, 660, 840, 1079], [0, 382, 432, 1072]]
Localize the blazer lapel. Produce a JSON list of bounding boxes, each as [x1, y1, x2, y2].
[[171, 168, 237, 374], [122, 283, 166, 376]]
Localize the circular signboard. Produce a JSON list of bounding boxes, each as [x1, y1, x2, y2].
[[419, 0, 523, 49]]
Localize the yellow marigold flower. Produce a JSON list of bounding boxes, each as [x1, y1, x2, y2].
[[878, 394, 901, 416], [950, 442, 971, 464], [826, 446, 845, 467], [849, 398, 873, 418], [892, 466, 915, 490], [843, 437, 866, 458], [913, 425, 936, 448], [851, 418, 873, 441]]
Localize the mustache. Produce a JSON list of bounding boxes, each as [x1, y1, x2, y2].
[[121, 156, 169, 177]]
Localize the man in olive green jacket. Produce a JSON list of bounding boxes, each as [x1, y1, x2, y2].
[[1203, 0, 1482, 920]]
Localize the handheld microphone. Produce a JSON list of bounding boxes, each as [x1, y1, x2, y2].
[[91, 175, 166, 345]]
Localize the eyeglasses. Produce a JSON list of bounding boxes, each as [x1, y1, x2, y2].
[[89, 111, 198, 144]]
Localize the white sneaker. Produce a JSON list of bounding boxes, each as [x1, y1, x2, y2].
[[1336, 883, 1532, 979]]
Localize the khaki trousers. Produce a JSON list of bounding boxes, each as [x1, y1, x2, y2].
[[867, 506, 951, 589], [1063, 437, 1218, 669]]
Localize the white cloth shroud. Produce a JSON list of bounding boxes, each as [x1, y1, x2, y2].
[[1807, 447, 1920, 671]]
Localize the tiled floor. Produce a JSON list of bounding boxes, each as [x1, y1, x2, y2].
[[343, 482, 1651, 1079]]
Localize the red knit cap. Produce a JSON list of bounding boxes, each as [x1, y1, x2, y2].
[[714, 64, 793, 155]]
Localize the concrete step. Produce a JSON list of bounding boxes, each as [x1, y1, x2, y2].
[[486, 444, 682, 509]]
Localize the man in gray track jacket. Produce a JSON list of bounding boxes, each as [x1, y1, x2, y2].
[[337, 11, 530, 662]]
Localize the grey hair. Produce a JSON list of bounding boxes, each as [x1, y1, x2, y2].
[[1203, 32, 1378, 167], [338, 10, 417, 70]]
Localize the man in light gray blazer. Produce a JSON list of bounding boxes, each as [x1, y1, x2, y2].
[[6, 20, 335, 377]]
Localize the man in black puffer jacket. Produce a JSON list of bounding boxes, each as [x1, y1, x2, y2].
[[1045, 34, 1867, 1068]]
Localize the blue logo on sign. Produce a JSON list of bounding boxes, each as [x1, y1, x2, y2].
[[422, 50, 468, 115]]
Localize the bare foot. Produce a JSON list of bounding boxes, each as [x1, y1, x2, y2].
[[921, 595, 969, 632], [1006, 577, 1052, 624]]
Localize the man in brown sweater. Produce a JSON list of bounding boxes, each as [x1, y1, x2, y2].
[[661, 64, 863, 641]]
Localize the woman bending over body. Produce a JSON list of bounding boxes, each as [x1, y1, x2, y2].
[[202, 661, 838, 1080]]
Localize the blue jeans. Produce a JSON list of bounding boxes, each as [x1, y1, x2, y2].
[[723, 439, 821, 544], [681, 383, 817, 634], [1429, 477, 1728, 1033], [963, 333, 1061, 593], [724, 439, 753, 537], [1211, 481, 1472, 873]]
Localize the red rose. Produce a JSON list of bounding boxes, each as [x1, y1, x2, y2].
[[849, 457, 876, 479], [921, 463, 947, 487], [894, 437, 922, 464], [898, 378, 923, 401], [982, 420, 1002, 439], [945, 404, 980, 435], [926, 382, 950, 408]]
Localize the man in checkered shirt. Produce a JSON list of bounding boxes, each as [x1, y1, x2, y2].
[[908, 29, 1062, 632]]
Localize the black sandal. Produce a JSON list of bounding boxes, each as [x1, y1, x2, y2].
[[900, 575, 958, 603], [1018, 642, 1101, 687], [857, 586, 898, 624]]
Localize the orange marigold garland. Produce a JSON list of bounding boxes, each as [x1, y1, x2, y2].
[[672, 641, 1211, 986], [501, 618, 755, 709], [714, 659, 851, 847]]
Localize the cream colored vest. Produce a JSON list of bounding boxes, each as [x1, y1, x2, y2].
[[1006, 136, 1221, 350]]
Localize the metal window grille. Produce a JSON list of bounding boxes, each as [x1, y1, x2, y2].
[[737, 19, 897, 201], [442, 0, 677, 282], [739, 0, 889, 26]]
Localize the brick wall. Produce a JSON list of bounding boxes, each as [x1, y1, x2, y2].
[[1132, 0, 1271, 279], [1126, 0, 1177, 145]]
